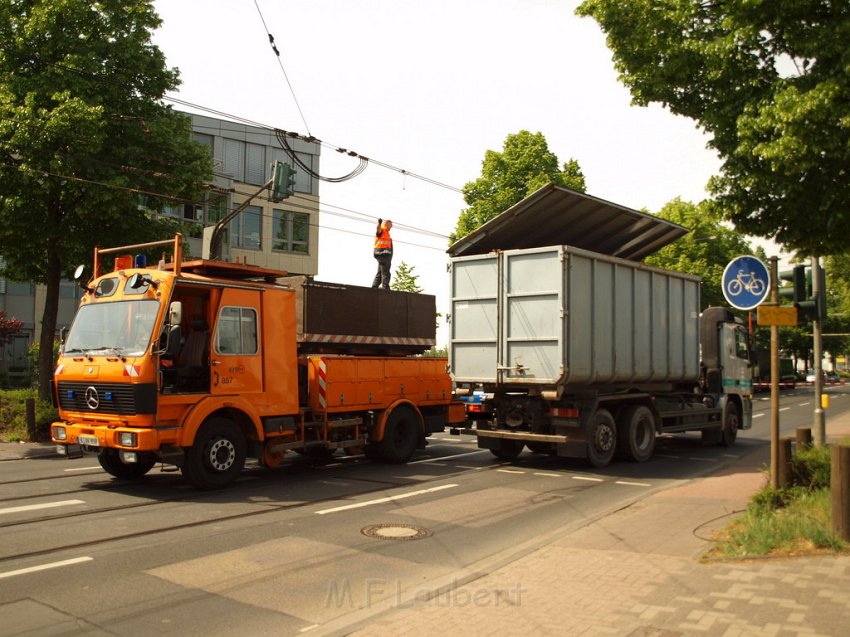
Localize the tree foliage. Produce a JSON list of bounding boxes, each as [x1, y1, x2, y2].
[[0, 1, 212, 398], [643, 199, 759, 310], [390, 261, 423, 293], [576, 0, 850, 256], [451, 130, 586, 243]]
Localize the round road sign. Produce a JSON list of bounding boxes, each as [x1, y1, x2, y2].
[[722, 255, 770, 310]]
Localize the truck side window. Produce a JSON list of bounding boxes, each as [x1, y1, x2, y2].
[[735, 329, 748, 360], [216, 307, 258, 355]]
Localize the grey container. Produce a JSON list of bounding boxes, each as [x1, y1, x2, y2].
[[449, 245, 701, 388]]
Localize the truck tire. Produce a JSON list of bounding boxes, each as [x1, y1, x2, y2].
[[586, 408, 616, 468], [615, 405, 656, 462], [720, 401, 739, 447], [490, 439, 525, 460], [98, 448, 157, 480], [182, 417, 246, 490], [375, 405, 420, 463]]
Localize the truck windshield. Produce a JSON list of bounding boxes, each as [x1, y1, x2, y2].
[[64, 299, 160, 357]]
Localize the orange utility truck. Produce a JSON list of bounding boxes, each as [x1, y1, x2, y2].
[[51, 235, 464, 489]]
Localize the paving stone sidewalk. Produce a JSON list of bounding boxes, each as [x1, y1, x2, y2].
[[343, 417, 850, 637]]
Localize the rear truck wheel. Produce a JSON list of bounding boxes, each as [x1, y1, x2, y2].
[[374, 405, 421, 463], [490, 439, 525, 460], [720, 401, 739, 447], [98, 448, 157, 480], [615, 405, 656, 462], [182, 417, 246, 490], [586, 408, 616, 468]]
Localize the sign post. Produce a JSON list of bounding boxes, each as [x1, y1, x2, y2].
[[723, 255, 777, 486]]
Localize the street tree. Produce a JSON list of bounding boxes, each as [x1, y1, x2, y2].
[[643, 199, 758, 310], [576, 1, 850, 256], [390, 261, 423, 293], [450, 130, 586, 243], [0, 1, 212, 399]]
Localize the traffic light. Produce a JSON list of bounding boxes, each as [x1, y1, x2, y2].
[[271, 161, 297, 202], [778, 265, 826, 323]]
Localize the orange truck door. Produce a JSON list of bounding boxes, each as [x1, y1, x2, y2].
[[211, 289, 263, 395]]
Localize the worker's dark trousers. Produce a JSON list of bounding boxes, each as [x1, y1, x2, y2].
[[372, 253, 392, 289]]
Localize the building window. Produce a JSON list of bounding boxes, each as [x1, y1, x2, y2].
[[230, 205, 261, 250], [272, 209, 309, 254], [223, 138, 245, 181], [245, 143, 266, 185]]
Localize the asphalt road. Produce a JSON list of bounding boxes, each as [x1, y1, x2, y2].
[[1, 384, 847, 636]]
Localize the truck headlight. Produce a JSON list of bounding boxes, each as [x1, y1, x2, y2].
[[119, 432, 138, 447], [53, 426, 67, 441]]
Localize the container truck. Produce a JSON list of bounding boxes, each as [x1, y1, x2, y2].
[[51, 234, 465, 489], [449, 244, 753, 466]]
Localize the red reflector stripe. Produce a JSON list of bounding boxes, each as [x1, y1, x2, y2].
[[550, 407, 579, 418]]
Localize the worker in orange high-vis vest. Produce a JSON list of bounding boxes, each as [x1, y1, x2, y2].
[[372, 218, 393, 289]]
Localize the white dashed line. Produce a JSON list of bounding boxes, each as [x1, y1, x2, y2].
[[316, 484, 458, 515], [0, 500, 85, 515], [0, 556, 93, 580]]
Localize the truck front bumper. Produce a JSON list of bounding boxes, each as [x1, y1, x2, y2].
[[51, 421, 173, 453]]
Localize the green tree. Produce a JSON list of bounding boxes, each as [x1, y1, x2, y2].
[[0, 1, 212, 400], [451, 130, 586, 243], [390, 261, 423, 293], [576, 1, 850, 256], [644, 199, 757, 310]]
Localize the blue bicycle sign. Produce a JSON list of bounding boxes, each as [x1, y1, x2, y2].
[[722, 256, 770, 310]]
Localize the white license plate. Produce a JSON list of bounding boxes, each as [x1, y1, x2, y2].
[[78, 435, 99, 447]]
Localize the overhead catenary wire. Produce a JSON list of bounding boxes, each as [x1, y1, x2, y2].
[[0, 46, 464, 196], [252, 0, 311, 136]]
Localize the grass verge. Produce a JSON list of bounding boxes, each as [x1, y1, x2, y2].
[[705, 440, 850, 560], [0, 389, 57, 442]]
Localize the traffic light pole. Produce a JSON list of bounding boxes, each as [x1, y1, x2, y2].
[[812, 256, 825, 447], [206, 178, 273, 261], [769, 256, 781, 489]]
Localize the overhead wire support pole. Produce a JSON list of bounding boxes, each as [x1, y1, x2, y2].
[[207, 178, 273, 261], [769, 256, 780, 489]]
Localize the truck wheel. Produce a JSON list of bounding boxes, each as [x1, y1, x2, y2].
[[98, 448, 156, 480], [586, 408, 616, 468], [490, 439, 525, 460], [182, 417, 246, 490], [615, 405, 656, 462], [375, 406, 420, 463], [720, 402, 739, 447]]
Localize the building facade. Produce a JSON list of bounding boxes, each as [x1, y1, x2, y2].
[[0, 112, 321, 383]]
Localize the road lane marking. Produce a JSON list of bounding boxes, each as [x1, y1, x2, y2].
[[753, 413, 765, 418], [572, 476, 603, 482], [409, 450, 486, 464], [534, 472, 562, 478], [316, 484, 458, 515], [0, 556, 93, 580], [497, 469, 525, 474], [798, 402, 811, 407], [616, 480, 651, 487], [63, 466, 101, 472], [779, 407, 791, 412], [0, 499, 85, 515]]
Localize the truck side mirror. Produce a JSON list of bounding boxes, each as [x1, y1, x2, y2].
[[169, 301, 183, 326]]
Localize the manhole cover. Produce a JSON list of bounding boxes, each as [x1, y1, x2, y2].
[[361, 523, 433, 541]]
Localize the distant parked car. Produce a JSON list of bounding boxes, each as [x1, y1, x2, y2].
[[826, 371, 840, 383], [805, 370, 819, 383]]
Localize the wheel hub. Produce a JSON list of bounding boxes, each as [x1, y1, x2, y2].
[[209, 438, 236, 471]]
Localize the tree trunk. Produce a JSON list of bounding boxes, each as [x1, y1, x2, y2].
[[37, 244, 61, 403]]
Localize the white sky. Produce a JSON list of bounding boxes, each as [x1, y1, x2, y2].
[[151, 0, 783, 345]]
